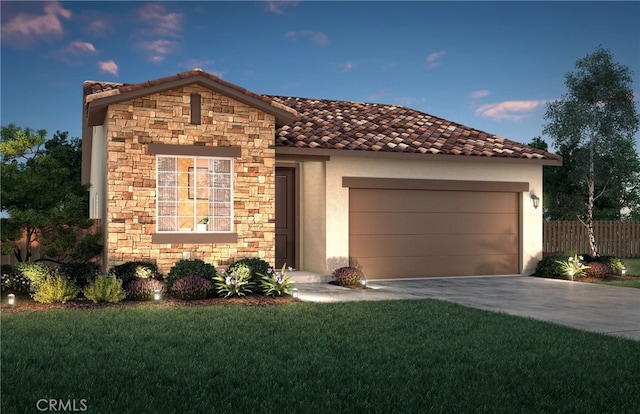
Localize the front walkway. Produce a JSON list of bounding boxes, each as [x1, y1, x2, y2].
[[291, 274, 640, 341]]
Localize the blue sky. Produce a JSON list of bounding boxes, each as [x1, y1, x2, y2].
[[1, 1, 639, 151]]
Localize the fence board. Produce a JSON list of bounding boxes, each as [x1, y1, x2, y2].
[[544, 221, 640, 258]]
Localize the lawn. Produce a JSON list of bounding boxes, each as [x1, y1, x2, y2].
[[2, 300, 639, 413]]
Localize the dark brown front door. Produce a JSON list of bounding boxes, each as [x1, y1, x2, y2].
[[275, 167, 296, 268]]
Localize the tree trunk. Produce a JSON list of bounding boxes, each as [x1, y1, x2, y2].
[[586, 178, 598, 257]]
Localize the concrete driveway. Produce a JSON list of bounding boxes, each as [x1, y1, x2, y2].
[[294, 275, 640, 341]]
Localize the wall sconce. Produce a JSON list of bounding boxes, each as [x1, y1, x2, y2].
[[531, 194, 540, 209], [153, 289, 161, 303], [7, 294, 15, 308], [291, 287, 299, 301], [360, 275, 367, 289]]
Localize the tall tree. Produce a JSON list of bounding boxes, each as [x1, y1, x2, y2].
[[1, 124, 101, 263], [543, 47, 640, 256]]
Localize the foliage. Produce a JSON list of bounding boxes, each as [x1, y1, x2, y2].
[[14, 262, 53, 293], [332, 266, 365, 287], [166, 259, 216, 289], [582, 255, 626, 276], [32, 272, 79, 303], [171, 276, 213, 300], [542, 47, 640, 253], [555, 254, 589, 279], [584, 262, 611, 278], [1, 266, 30, 294], [59, 262, 101, 289], [214, 264, 252, 298], [259, 264, 296, 297], [125, 278, 165, 301], [227, 257, 271, 285], [84, 274, 126, 303], [108, 261, 163, 288], [1, 125, 102, 263]]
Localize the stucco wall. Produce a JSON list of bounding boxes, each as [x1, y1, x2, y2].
[[103, 84, 276, 273], [298, 154, 543, 275]]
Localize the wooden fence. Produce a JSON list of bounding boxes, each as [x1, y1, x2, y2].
[[544, 221, 640, 258], [0, 220, 102, 267]]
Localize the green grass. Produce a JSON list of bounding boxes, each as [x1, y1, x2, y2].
[[2, 300, 639, 413]]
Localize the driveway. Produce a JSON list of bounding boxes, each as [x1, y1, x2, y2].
[[294, 275, 640, 341]]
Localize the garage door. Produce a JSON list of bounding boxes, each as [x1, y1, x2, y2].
[[349, 188, 519, 279]]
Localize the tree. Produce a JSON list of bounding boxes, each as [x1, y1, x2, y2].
[[1, 124, 102, 263], [543, 47, 640, 256]]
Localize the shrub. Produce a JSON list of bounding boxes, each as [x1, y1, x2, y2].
[[14, 262, 53, 293], [259, 264, 296, 297], [84, 274, 126, 303], [584, 262, 611, 278], [535, 253, 574, 278], [167, 259, 217, 290], [59, 262, 101, 289], [125, 278, 165, 301], [171, 276, 213, 300], [555, 254, 589, 279], [593, 256, 626, 275], [108, 261, 163, 288], [214, 264, 252, 298], [332, 266, 365, 287], [1, 265, 31, 295], [33, 273, 79, 303], [227, 257, 272, 286]]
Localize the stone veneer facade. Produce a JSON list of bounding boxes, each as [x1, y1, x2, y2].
[[105, 84, 276, 273]]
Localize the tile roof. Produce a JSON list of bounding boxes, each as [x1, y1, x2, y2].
[[269, 96, 561, 161], [83, 70, 560, 162]]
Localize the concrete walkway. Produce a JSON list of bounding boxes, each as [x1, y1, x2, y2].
[[291, 275, 640, 341]]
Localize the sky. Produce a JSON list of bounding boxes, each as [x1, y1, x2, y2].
[[1, 1, 639, 152]]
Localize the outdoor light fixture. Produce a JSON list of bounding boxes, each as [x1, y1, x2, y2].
[[567, 268, 574, 281], [292, 288, 299, 301], [621, 267, 627, 276], [360, 275, 367, 289], [153, 289, 161, 303], [531, 194, 540, 209], [7, 294, 15, 308]]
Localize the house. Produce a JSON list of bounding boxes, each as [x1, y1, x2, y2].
[[82, 69, 561, 279]]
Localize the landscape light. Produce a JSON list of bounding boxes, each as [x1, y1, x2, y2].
[[7, 294, 15, 308], [360, 275, 367, 289], [621, 267, 627, 276], [153, 289, 161, 303], [292, 288, 299, 301]]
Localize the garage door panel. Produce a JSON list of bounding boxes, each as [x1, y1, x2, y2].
[[355, 255, 518, 279], [350, 234, 518, 258], [350, 212, 517, 235], [350, 189, 516, 214]]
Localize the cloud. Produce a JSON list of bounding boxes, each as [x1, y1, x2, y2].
[[136, 39, 179, 63], [475, 100, 547, 121], [339, 61, 357, 73], [99, 60, 119, 76], [64, 40, 97, 55], [469, 89, 490, 99], [1, 1, 72, 47], [137, 3, 183, 38], [183, 59, 222, 77], [426, 50, 446, 68], [265, 1, 299, 15], [285, 30, 328, 45]]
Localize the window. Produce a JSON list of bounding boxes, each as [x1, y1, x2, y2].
[[156, 155, 233, 232]]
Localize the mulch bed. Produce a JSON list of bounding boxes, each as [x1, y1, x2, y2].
[[1, 294, 294, 314]]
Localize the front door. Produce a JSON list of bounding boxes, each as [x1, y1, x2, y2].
[[275, 167, 296, 268]]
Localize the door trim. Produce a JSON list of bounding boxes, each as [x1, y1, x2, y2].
[[275, 165, 298, 269]]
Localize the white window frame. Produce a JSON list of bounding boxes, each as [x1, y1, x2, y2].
[[156, 155, 234, 233]]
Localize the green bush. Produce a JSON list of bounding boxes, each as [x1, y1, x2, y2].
[[84, 274, 126, 303], [108, 261, 163, 288], [259, 264, 296, 297], [14, 262, 53, 293], [33, 273, 79, 303], [227, 257, 271, 287], [590, 256, 626, 275], [171, 276, 212, 300], [332, 266, 365, 287], [167, 259, 217, 290], [535, 253, 575, 279], [1, 265, 31, 294], [214, 264, 252, 298], [59, 262, 101, 289], [126, 278, 165, 301]]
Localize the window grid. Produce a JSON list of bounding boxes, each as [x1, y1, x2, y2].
[[156, 155, 233, 233]]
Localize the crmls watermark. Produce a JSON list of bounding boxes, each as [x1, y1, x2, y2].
[[36, 399, 88, 412]]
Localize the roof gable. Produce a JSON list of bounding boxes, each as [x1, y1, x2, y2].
[[269, 96, 561, 163]]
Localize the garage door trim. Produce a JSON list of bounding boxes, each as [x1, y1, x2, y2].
[[342, 176, 529, 193]]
